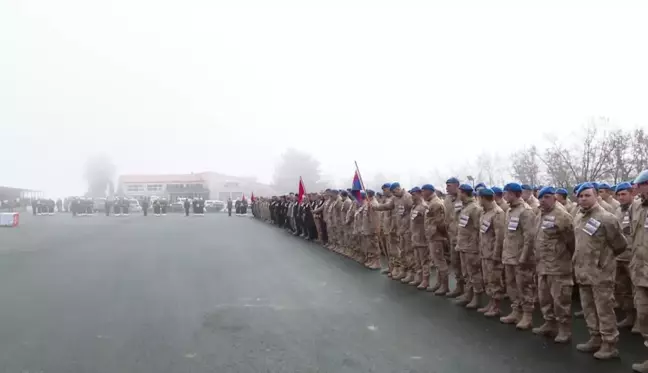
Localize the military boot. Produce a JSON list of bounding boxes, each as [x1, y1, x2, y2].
[[417, 275, 430, 290], [617, 312, 636, 329], [400, 271, 414, 284], [593, 342, 619, 360], [465, 292, 481, 310], [367, 259, 382, 270], [477, 299, 493, 313], [408, 272, 422, 286], [516, 312, 533, 330], [381, 267, 390, 274], [433, 274, 450, 295], [454, 288, 473, 307], [484, 299, 501, 317], [532, 321, 557, 337], [500, 309, 522, 324], [631, 360, 648, 373], [392, 268, 405, 281], [426, 275, 441, 293], [576, 336, 602, 353], [554, 323, 572, 343], [446, 283, 464, 299]]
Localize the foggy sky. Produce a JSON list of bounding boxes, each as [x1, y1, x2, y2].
[[2, 0, 648, 197]]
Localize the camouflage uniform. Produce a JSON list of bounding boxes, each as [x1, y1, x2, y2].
[[525, 195, 540, 215], [382, 194, 401, 277], [374, 192, 413, 281], [425, 194, 449, 294], [444, 193, 465, 296], [615, 201, 635, 325], [455, 196, 483, 308], [500, 198, 537, 329], [573, 203, 627, 358], [478, 200, 506, 316], [362, 198, 381, 269], [341, 197, 353, 255], [630, 198, 648, 371], [533, 203, 575, 342], [410, 198, 429, 288]]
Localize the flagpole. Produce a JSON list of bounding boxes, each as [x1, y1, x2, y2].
[[354, 161, 366, 190]]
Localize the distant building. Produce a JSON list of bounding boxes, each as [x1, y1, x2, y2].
[[0, 186, 43, 201], [117, 172, 276, 201]]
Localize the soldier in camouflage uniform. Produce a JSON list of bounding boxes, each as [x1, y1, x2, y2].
[[422, 184, 449, 295], [409, 187, 429, 289], [532, 187, 575, 343], [573, 183, 627, 360], [444, 177, 465, 298], [500, 182, 537, 330], [363, 190, 382, 270], [477, 188, 506, 317], [630, 172, 648, 372], [454, 184, 484, 309], [614, 182, 636, 330]]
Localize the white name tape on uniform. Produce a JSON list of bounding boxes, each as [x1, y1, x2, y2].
[[541, 215, 555, 230], [480, 219, 491, 233], [454, 202, 462, 212], [507, 216, 519, 231], [458, 214, 469, 228], [583, 218, 601, 236]]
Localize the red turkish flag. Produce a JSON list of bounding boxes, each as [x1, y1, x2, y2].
[[251, 192, 256, 202], [298, 177, 306, 203]]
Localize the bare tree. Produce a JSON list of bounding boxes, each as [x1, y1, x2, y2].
[[511, 146, 541, 186], [538, 118, 615, 185], [632, 128, 648, 176], [608, 129, 632, 183], [84, 155, 116, 197], [273, 148, 323, 194]]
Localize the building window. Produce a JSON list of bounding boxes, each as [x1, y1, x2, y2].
[[126, 184, 144, 192], [147, 184, 163, 192]]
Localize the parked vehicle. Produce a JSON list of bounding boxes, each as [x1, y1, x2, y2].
[[205, 200, 224, 212]]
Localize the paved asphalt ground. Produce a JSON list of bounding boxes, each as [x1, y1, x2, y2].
[[0, 213, 646, 373]]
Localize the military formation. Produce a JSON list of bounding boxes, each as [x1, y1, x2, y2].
[[252, 171, 648, 372]]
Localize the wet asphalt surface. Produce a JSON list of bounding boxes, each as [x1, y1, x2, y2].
[[0, 212, 646, 373]]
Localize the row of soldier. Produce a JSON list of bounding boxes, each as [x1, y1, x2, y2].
[[252, 174, 648, 372]]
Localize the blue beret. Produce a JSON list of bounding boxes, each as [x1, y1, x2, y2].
[[491, 186, 503, 195], [635, 170, 648, 185], [521, 184, 532, 191], [331, 189, 339, 193], [504, 183, 522, 192], [555, 188, 569, 196], [340, 191, 348, 197], [591, 182, 600, 190], [598, 183, 610, 190], [475, 182, 486, 189], [534, 185, 544, 191], [577, 182, 595, 196], [325, 188, 331, 192], [421, 184, 435, 192], [390, 182, 400, 190], [410, 186, 421, 193], [478, 188, 494, 197], [366, 189, 375, 197], [381, 183, 391, 189], [615, 182, 632, 193], [538, 186, 555, 199], [573, 183, 582, 194], [446, 177, 460, 184], [459, 184, 473, 192]]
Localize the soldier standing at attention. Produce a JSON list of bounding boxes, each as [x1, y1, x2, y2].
[[141, 197, 149, 217], [500, 182, 537, 330], [630, 171, 648, 372], [532, 187, 575, 343], [444, 177, 465, 298], [599, 183, 621, 211], [409, 187, 429, 289], [477, 187, 506, 316], [422, 184, 449, 295], [521, 184, 540, 214], [573, 183, 627, 359], [454, 184, 483, 309], [613, 182, 636, 330], [226, 198, 232, 217], [492, 186, 509, 213], [363, 190, 382, 270], [380, 183, 401, 279]]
